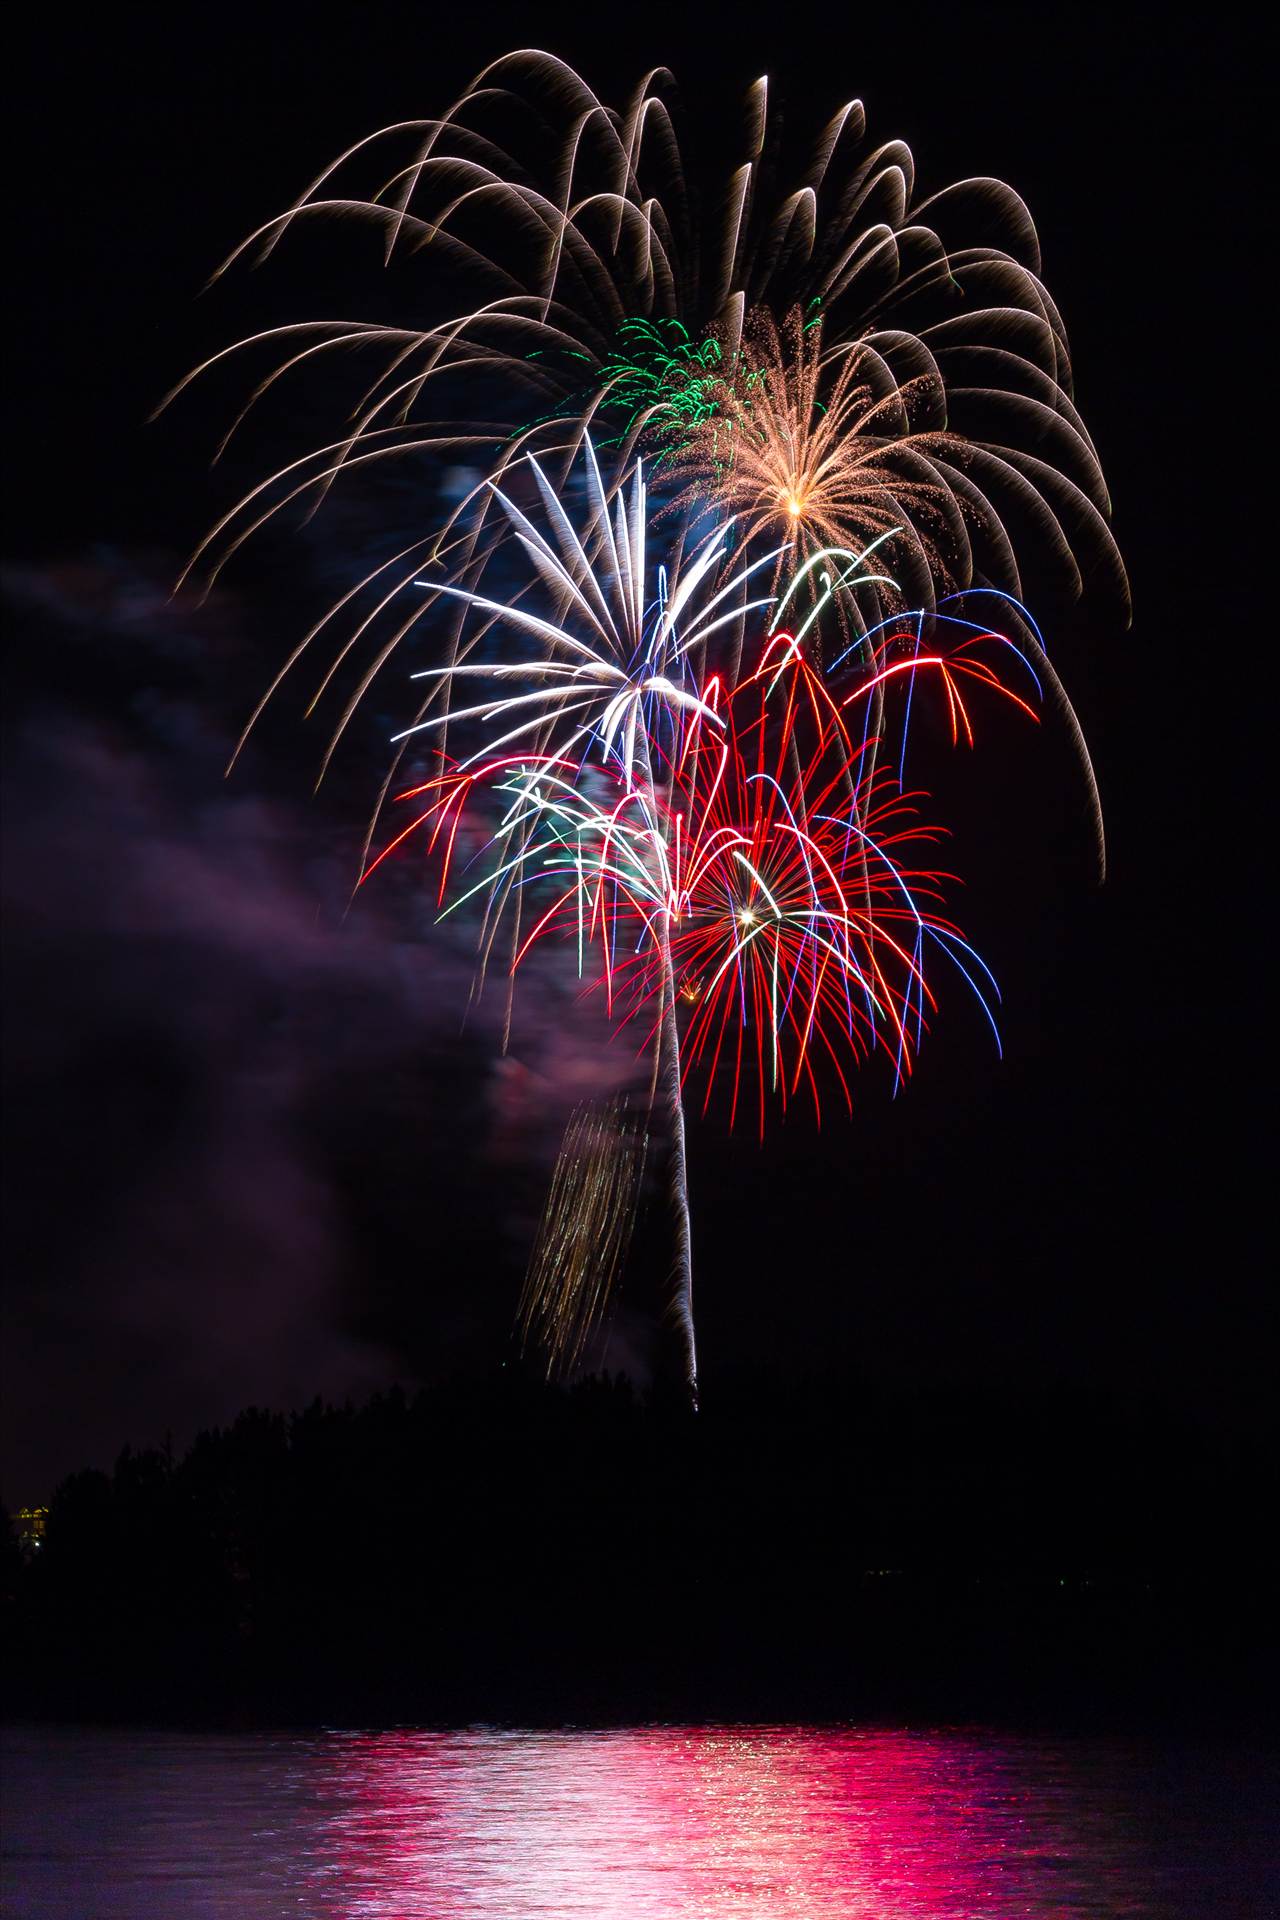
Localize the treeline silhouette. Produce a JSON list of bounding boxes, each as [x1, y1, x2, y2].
[[3, 1368, 1275, 1728]]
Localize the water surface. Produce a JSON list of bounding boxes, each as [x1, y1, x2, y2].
[[2, 1724, 1274, 1917]]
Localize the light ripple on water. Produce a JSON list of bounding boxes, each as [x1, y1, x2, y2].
[[1, 1725, 1275, 1918]]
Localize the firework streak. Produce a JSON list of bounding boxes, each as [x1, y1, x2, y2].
[[518, 1095, 649, 1378]]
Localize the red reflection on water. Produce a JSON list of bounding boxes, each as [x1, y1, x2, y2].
[[310, 1726, 1129, 1918]]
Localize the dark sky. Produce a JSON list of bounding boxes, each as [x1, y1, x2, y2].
[[3, 4, 1267, 1498]]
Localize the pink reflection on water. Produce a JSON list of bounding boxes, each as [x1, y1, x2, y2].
[[313, 1726, 1139, 1918]]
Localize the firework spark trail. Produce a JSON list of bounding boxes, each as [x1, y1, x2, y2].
[[518, 1094, 648, 1379], [633, 718, 698, 1398]]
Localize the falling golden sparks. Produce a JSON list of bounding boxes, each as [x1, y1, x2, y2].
[[518, 1095, 649, 1379]]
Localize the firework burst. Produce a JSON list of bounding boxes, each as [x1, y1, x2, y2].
[[659, 307, 965, 622], [620, 637, 1001, 1136], [177, 51, 1121, 1398], [164, 56, 1125, 798]]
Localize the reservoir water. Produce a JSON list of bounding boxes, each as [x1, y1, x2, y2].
[[2, 1724, 1275, 1917]]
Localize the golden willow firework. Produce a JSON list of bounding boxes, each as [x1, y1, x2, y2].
[[162, 52, 1125, 802]]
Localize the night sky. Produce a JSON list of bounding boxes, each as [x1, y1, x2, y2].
[[4, 4, 1267, 1501]]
